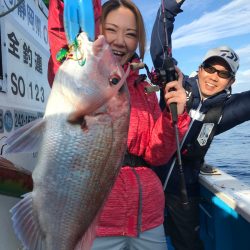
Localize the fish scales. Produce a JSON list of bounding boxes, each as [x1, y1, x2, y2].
[[33, 115, 114, 249], [7, 33, 130, 250]]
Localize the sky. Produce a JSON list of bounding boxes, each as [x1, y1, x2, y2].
[[103, 0, 250, 94]]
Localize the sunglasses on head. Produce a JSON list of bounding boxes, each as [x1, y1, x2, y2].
[[201, 63, 234, 79]]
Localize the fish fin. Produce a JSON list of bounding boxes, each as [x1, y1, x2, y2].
[[10, 193, 45, 250], [5, 118, 46, 154], [74, 214, 100, 250]]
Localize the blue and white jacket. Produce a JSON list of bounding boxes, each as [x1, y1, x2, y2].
[[150, 0, 250, 196]]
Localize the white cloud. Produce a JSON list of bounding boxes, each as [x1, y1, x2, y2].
[[236, 45, 250, 66], [172, 0, 250, 49], [233, 45, 250, 92], [171, 0, 250, 93]]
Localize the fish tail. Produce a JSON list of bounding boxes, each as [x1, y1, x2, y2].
[[10, 192, 45, 250]]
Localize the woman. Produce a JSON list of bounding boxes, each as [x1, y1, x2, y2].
[[48, 1, 190, 249]]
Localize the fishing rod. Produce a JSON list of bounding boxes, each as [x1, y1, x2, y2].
[[159, 0, 188, 207], [147, 0, 188, 207]]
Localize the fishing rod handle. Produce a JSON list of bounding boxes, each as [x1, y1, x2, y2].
[[164, 57, 178, 122]]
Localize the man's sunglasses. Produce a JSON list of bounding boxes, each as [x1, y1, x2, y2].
[[201, 63, 234, 79]]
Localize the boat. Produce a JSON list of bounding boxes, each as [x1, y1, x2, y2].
[[199, 167, 250, 250], [165, 167, 250, 250], [0, 1, 250, 250]]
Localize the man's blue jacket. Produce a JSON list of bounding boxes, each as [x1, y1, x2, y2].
[[151, 0, 250, 196]]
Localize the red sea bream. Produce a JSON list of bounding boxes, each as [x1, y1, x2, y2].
[[6, 32, 130, 250]]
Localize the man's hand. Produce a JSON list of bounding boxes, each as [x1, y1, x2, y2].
[[164, 67, 186, 115], [64, 0, 95, 44]]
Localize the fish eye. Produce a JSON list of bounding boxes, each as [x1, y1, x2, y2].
[[109, 74, 121, 85]]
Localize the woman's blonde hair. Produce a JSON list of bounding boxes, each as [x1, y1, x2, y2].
[[101, 0, 146, 61]]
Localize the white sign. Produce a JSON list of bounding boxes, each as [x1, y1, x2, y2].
[[0, 0, 50, 166], [1, 0, 49, 50], [0, 0, 50, 111], [3, 20, 50, 108]]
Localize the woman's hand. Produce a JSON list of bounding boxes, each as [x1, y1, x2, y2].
[[164, 67, 186, 115]]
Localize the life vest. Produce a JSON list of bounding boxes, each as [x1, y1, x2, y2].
[[181, 83, 229, 162]]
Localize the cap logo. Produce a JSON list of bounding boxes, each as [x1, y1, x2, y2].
[[220, 49, 238, 62]]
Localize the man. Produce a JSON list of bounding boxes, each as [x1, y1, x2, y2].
[[150, 2, 250, 250]]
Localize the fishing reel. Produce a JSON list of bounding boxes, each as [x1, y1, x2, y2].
[[130, 57, 178, 94], [150, 57, 178, 90]]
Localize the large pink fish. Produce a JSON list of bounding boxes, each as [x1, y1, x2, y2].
[[6, 32, 130, 250]]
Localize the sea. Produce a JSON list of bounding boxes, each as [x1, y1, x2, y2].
[[205, 120, 250, 187]]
